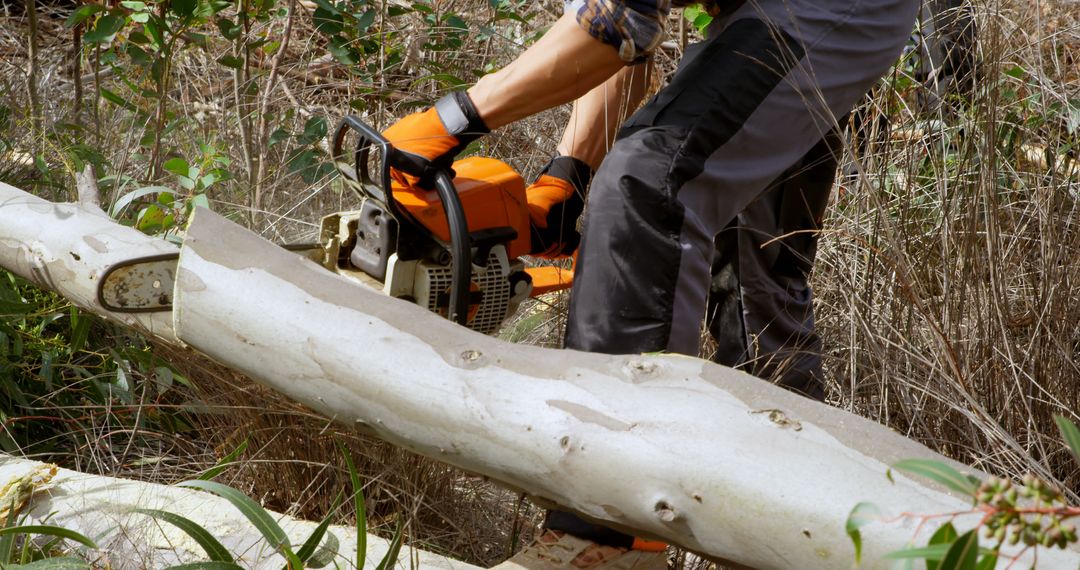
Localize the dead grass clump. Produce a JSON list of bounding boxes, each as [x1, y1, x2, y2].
[[815, 0, 1080, 497]]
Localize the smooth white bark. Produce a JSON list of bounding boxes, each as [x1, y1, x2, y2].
[[0, 455, 480, 570]]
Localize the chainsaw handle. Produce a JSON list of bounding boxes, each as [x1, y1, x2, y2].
[[332, 116, 394, 208], [432, 170, 472, 327], [332, 116, 471, 327]]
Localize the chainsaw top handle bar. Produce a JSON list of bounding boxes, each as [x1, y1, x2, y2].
[[331, 115, 472, 327], [332, 116, 395, 210]]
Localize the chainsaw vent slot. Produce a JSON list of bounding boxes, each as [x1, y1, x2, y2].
[[419, 249, 511, 335]]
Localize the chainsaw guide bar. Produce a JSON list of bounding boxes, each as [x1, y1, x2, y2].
[[97, 243, 323, 313]]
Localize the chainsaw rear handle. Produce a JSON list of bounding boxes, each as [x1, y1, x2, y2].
[[332, 115, 472, 327]]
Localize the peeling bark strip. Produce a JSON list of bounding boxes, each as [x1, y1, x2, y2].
[[0, 181, 177, 340], [0, 456, 479, 570], [0, 182, 1077, 569]]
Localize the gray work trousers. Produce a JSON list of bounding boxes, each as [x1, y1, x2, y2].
[[564, 0, 919, 395], [550, 0, 918, 546]]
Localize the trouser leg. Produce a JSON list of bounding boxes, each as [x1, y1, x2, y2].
[[565, 0, 916, 356], [550, 0, 917, 545], [706, 129, 844, 401]]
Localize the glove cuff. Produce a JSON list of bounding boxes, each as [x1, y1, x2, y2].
[[537, 155, 593, 194], [435, 92, 490, 139]]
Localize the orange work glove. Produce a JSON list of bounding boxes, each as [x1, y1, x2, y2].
[[381, 92, 490, 189], [527, 156, 593, 258]]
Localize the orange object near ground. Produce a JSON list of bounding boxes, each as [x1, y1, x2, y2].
[[393, 157, 532, 259], [630, 538, 669, 552], [525, 265, 574, 296]]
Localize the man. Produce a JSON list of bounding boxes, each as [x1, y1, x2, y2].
[[381, 0, 918, 567]]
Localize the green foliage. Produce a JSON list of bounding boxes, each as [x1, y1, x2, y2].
[[134, 509, 235, 563], [0, 512, 97, 568], [846, 501, 881, 564], [109, 445, 397, 568], [178, 479, 303, 567], [682, 5, 713, 36], [0, 269, 193, 458], [847, 416, 1080, 569]]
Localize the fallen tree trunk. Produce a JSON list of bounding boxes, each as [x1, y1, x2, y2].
[[1, 182, 1077, 568], [0, 455, 480, 570]]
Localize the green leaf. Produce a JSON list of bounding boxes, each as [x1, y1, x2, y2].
[[313, 6, 344, 35], [69, 308, 91, 353], [339, 442, 366, 570], [176, 480, 300, 567], [197, 439, 248, 481], [99, 87, 140, 113], [134, 509, 234, 563], [327, 35, 357, 65], [0, 525, 98, 550], [306, 531, 339, 568], [373, 517, 403, 570], [216, 17, 242, 40], [3, 557, 92, 570], [144, 18, 164, 49], [883, 543, 952, 561], [171, 0, 198, 18], [166, 563, 244, 570], [296, 510, 339, 568], [111, 186, 171, 217], [1054, 415, 1080, 467], [189, 194, 211, 211], [892, 459, 978, 496], [0, 495, 18, 561], [846, 501, 881, 564], [939, 529, 979, 570], [216, 55, 245, 70], [298, 117, 328, 146], [974, 553, 998, 570], [163, 157, 190, 177], [84, 13, 126, 44], [65, 5, 107, 28], [927, 523, 958, 570], [268, 128, 291, 147]]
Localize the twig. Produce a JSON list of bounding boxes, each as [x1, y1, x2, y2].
[[252, 0, 298, 231], [25, 0, 41, 144]]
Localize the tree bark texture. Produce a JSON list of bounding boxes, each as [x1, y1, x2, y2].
[[0, 182, 1077, 568], [0, 455, 479, 570]]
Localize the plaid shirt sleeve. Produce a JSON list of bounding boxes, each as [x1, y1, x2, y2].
[[566, 0, 672, 63], [566, 1, 731, 63]]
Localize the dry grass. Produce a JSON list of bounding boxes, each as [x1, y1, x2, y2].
[[815, 0, 1080, 498]]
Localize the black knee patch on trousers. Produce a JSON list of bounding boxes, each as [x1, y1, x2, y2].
[[564, 127, 688, 355], [545, 511, 635, 549]]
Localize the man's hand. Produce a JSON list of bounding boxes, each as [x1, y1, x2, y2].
[[382, 92, 489, 188], [527, 156, 593, 258]]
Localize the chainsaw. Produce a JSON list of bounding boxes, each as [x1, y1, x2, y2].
[[97, 116, 573, 335]]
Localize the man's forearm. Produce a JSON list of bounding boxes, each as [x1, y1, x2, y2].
[[557, 61, 653, 170], [467, 13, 626, 130]]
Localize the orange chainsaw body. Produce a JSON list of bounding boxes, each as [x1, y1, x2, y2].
[[392, 157, 532, 260]]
